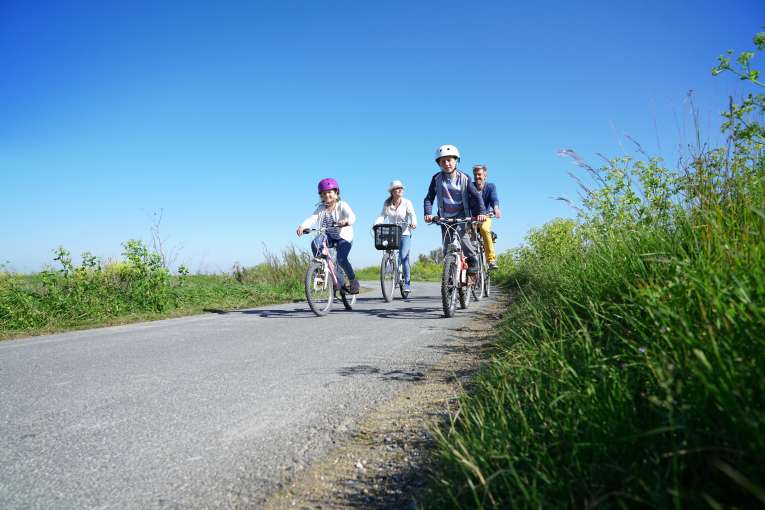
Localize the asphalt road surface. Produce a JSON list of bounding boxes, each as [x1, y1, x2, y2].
[[0, 281, 496, 509]]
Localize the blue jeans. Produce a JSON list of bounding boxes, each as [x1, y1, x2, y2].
[[312, 235, 356, 287], [398, 234, 412, 285]]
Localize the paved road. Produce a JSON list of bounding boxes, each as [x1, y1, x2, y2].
[[0, 281, 496, 509]]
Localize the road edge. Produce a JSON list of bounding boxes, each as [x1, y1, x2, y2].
[[263, 294, 507, 509]]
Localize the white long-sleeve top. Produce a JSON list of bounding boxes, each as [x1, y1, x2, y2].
[[300, 201, 356, 242], [373, 198, 417, 236]]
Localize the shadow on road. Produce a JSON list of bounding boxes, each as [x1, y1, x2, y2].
[[338, 364, 425, 382], [240, 307, 322, 318], [236, 302, 448, 320]]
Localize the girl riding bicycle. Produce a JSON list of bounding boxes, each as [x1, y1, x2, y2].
[[374, 180, 417, 293], [296, 178, 360, 294]]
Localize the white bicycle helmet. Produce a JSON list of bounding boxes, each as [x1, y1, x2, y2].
[[435, 144, 460, 161]]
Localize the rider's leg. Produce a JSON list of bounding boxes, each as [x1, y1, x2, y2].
[[311, 234, 327, 258], [479, 217, 496, 263], [398, 234, 412, 285], [458, 224, 479, 273], [334, 239, 360, 293], [440, 225, 449, 258]]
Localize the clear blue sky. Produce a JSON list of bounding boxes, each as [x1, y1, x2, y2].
[[2, 1, 763, 273]]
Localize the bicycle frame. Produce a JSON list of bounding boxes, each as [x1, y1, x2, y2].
[[376, 219, 410, 301], [313, 236, 341, 289], [429, 216, 476, 316], [302, 225, 354, 316]]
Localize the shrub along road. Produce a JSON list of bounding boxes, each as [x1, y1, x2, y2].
[[0, 280, 495, 509]]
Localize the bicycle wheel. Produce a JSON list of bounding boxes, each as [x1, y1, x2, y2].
[[305, 260, 333, 316], [459, 273, 471, 309], [472, 250, 485, 301], [441, 256, 458, 317], [380, 252, 396, 302], [483, 257, 492, 298], [337, 266, 356, 310]]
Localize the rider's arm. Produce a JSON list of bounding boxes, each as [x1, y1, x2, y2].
[[299, 206, 321, 231], [488, 183, 500, 216], [373, 202, 387, 225], [339, 201, 356, 226], [423, 174, 437, 217], [407, 199, 418, 227]]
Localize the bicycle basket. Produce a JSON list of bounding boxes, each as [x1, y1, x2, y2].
[[373, 224, 402, 250]]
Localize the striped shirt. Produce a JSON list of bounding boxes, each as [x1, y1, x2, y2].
[[320, 211, 341, 240], [439, 173, 464, 217]]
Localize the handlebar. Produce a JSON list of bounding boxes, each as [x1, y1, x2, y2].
[[302, 223, 339, 235], [428, 216, 478, 225]]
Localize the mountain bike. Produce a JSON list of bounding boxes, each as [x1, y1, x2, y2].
[[373, 221, 409, 302], [302, 226, 356, 316], [429, 216, 477, 317]]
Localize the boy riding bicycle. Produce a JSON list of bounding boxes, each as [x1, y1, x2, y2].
[[424, 145, 486, 273]]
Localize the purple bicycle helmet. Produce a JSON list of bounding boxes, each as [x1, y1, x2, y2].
[[317, 177, 339, 194]]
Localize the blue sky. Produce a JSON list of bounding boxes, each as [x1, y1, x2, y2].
[[2, 1, 763, 272]]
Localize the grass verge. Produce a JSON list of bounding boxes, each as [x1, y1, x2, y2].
[[423, 35, 765, 508], [0, 245, 307, 340]]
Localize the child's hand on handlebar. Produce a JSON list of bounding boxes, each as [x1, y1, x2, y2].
[[424, 215, 433, 223]]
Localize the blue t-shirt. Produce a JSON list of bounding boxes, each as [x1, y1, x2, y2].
[[477, 182, 499, 211]]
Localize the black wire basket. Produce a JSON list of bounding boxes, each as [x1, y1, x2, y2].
[[373, 224, 402, 250]]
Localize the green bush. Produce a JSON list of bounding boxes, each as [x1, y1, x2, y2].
[[0, 242, 307, 338]]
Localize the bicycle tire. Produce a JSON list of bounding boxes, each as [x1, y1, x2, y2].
[[459, 275, 470, 309], [305, 260, 333, 316], [484, 258, 492, 298], [380, 252, 396, 302], [472, 250, 485, 301], [441, 256, 458, 317], [338, 266, 356, 310]]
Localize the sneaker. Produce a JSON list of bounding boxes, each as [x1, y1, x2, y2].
[[348, 279, 361, 294], [488, 261, 498, 270], [404, 283, 411, 293]]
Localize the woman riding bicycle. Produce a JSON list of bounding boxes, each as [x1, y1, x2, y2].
[[374, 180, 417, 294], [296, 178, 360, 294]]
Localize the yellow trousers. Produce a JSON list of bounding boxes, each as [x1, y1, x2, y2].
[[478, 217, 496, 262]]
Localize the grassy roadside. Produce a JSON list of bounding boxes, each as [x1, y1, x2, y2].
[[356, 258, 443, 281], [423, 35, 765, 508], [0, 245, 307, 340]]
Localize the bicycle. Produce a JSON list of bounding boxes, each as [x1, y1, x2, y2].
[[373, 222, 409, 302], [468, 213, 495, 300], [429, 216, 478, 317], [302, 226, 357, 316]]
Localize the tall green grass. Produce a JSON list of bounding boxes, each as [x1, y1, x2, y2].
[[425, 34, 765, 508], [0, 242, 307, 339]]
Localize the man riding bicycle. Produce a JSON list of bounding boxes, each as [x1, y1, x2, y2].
[[472, 164, 501, 270], [424, 144, 487, 273]]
